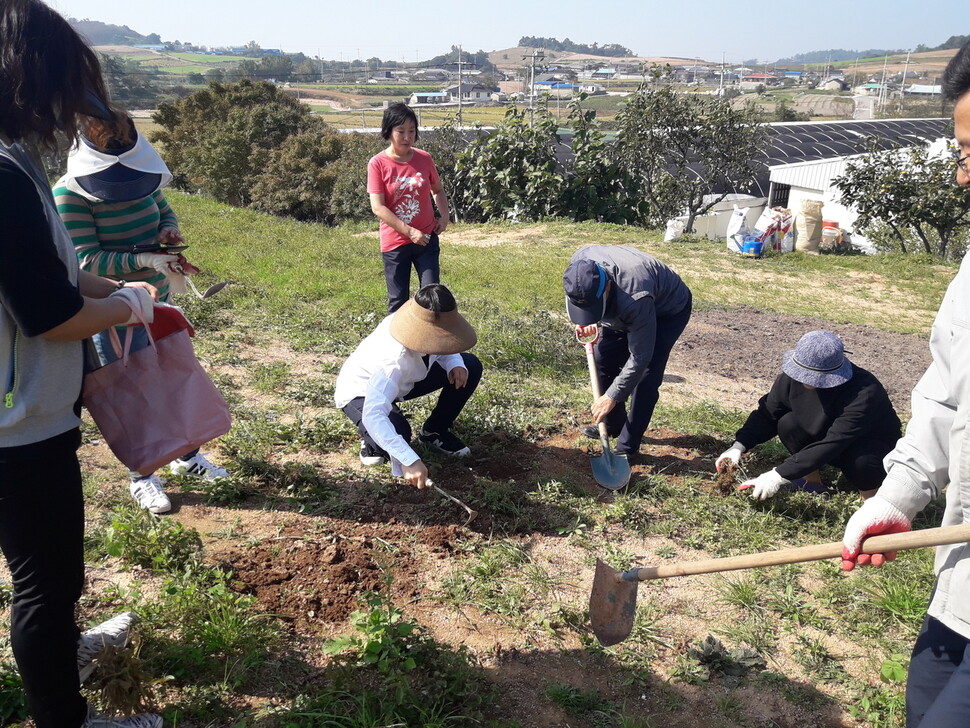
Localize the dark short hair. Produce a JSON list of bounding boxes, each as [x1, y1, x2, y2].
[[414, 283, 456, 313], [943, 39, 970, 102], [0, 0, 108, 149], [380, 102, 419, 141]]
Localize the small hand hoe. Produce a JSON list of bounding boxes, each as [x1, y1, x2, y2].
[[589, 524, 970, 646]]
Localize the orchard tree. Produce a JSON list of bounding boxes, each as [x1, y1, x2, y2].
[[452, 106, 563, 223], [613, 84, 767, 231], [152, 80, 319, 206], [833, 140, 970, 259]]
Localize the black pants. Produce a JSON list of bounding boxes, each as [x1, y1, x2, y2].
[[906, 614, 970, 727], [342, 354, 482, 450], [382, 233, 440, 313], [595, 297, 692, 455], [0, 429, 87, 728], [776, 416, 892, 491]]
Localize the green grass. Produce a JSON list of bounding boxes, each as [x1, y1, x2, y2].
[[50, 192, 954, 725]]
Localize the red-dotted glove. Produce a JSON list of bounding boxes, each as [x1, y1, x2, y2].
[[716, 442, 745, 472], [841, 496, 912, 571]]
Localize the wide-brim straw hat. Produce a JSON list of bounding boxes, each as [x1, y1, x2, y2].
[[390, 298, 477, 355], [781, 330, 853, 388]]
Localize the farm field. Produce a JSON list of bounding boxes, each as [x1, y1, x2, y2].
[[5, 199, 959, 726]]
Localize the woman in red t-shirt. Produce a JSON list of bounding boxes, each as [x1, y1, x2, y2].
[[367, 102, 451, 312]]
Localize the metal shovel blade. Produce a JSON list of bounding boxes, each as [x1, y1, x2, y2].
[[201, 281, 229, 299], [589, 559, 638, 646], [591, 436, 631, 491]]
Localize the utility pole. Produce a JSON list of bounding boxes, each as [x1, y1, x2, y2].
[[879, 54, 889, 113], [457, 44, 463, 128], [719, 51, 725, 94], [898, 49, 911, 114], [522, 48, 544, 126]]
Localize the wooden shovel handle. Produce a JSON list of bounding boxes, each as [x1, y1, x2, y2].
[[627, 524, 970, 581], [583, 341, 610, 440]]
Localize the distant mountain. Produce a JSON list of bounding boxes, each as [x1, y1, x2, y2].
[[774, 48, 901, 65], [776, 36, 969, 65], [518, 36, 635, 58], [68, 18, 158, 46]]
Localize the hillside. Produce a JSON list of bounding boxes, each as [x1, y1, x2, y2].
[[9, 191, 956, 726]]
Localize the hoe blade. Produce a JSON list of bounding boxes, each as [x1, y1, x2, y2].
[[589, 559, 638, 646], [591, 449, 630, 491]]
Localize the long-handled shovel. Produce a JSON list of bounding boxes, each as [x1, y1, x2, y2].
[[590, 523, 970, 646], [579, 333, 630, 491]]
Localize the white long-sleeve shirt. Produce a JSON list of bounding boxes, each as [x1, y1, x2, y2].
[[334, 315, 465, 474]]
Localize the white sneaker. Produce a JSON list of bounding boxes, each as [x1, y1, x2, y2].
[[129, 475, 171, 514], [169, 452, 229, 481], [84, 711, 162, 728], [78, 611, 138, 683]]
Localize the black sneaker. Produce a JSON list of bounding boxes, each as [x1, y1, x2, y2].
[[418, 429, 471, 457], [582, 425, 621, 439], [359, 441, 388, 466]]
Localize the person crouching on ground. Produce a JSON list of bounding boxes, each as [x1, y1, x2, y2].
[[717, 330, 902, 500], [334, 284, 482, 489]]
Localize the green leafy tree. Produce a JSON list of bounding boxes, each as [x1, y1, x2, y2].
[[418, 117, 468, 214], [833, 140, 970, 259], [258, 54, 295, 81], [452, 106, 563, 222], [99, 54, 161, 107], [613, 84, 767, 231], [152, 80, 318, 206], [327, 132, 385, 223], [561, 94, 635, 223], [250, 129, 343, 221]]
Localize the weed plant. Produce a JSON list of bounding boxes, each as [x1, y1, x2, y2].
[[104, 506, 203, 572], [439, 541, 558, 628], [315, 588, 493, 726]]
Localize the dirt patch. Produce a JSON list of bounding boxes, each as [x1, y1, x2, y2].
[[667, 305, 931, 416]]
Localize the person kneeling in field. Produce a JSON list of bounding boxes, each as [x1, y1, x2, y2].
[[334, 284, 481, 489], [716, 330, 901, 500]]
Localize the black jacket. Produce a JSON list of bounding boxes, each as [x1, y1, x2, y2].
[[735, 365, 902, 480]]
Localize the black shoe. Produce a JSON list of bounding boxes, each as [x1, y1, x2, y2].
[[359, 441, 388, 466], [582, 425, 621, 439], [418, 429, 470, 457]]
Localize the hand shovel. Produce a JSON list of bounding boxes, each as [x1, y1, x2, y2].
[[589, 523, 970, 646], [579, 335, 630, 491]]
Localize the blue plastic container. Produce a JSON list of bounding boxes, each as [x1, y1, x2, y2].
[[741, 238, 763, 257]]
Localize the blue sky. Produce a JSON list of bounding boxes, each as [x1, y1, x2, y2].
[[47, 0, 967, 64]]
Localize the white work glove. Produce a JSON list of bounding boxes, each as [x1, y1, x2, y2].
[[134, 252, 179, 275], [841, 496, 912, 571], [108, 286, 155, 325], [738, 468, 787, 501], [716, 441, 745, 471], [164, 269, 188, 295]]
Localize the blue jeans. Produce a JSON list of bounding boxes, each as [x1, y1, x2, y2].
[[381, 233, 440, 313], [907, 614, 970, 727], [93, 326, 198, 475]]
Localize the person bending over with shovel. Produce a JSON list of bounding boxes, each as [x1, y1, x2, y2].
[[839, 43, 970, 728], [334, 284, 481, 489], [717, 330, 901, 501], [564, 245, 692, 459]]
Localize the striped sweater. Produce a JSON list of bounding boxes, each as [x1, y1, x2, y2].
[[52, 179, 179, 302]]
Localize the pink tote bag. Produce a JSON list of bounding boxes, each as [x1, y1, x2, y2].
[[82, 305, 232, 475]]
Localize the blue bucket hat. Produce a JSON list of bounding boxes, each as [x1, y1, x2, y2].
[[563, 259, 609, 325], [782, 330, 853, 388]]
